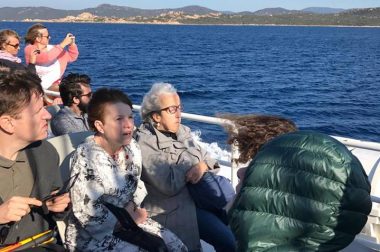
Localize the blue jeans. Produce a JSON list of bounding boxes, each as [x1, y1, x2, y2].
[[196, 208, 236, 252]]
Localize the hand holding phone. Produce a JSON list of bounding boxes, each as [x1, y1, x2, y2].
[[42, 172, 79, 203], [67, 33, 75, 44], [45, 192, 70, 213]]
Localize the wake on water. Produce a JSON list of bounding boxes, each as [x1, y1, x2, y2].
[[191, 130, 231, 164]]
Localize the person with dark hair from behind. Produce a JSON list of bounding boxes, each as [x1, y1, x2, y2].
[[65, 88, 187, 251], [225, 115, 372, 251], [0, 29, 38, 72], [50, 73, 92, 136], [222, 114, 298, 192], [0, 68, 70, 251]]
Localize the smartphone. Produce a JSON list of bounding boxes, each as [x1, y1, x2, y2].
[[42, 172, 79, 202]]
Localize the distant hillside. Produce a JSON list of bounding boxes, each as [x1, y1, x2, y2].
[[343, 7, 380, 16], [302, 7, 345, 14], [253, 8, 301, 16], [0, 4, 380, 26], [182, 7, 380, 26], [0, 4, 218, 20], [0, 7, 74, 20]]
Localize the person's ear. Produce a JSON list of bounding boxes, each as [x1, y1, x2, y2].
[[0, 115, 15, 134], [72, 96, 80, 105], [152, 112, 161, 123], [94, 120, 104, 134]]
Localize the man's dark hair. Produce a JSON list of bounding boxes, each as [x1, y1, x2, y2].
[[0, 67, 43, 117], [88, 88, 133, 132], [59, 73, 91, 107]]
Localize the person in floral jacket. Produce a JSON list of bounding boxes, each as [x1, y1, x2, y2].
[[65, 88, 187, 252]]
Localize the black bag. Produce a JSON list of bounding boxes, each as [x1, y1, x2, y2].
[[103, 202, 168, 252]]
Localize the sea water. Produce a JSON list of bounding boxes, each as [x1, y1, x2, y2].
[[2, 22, 380, 152]]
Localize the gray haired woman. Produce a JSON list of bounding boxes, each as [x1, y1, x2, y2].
[[135, 83, 236, 252]]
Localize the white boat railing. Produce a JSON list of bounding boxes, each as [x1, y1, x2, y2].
[[332, 136, 380, 152], [47, 94, 380, 251], [46, 91, 380, 187], [44, 89, 60, 97]]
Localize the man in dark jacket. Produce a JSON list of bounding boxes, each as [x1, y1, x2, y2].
[[229, 131, 372, 252], [0, 68, 70, 249]]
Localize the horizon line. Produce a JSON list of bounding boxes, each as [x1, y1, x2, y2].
[[1, 4, 372, 12]]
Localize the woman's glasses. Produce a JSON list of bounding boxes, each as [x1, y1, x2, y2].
[[6, 42, 20, 49], [160, 105, 183, 114]]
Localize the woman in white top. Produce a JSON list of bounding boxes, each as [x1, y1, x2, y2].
[[24, 23, 79, 104]]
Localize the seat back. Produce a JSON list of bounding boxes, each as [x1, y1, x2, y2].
[[46, 105, 62, 118], [48, 131, 93, 181], [47, 131, 93, 243], [46, 105, 62, 138]]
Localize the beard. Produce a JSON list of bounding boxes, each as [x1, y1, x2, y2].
[[78, 101, 88, 113]]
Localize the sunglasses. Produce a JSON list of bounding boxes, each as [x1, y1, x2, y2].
[[80, 92, 92, 98], [6, 42, 20, 49], [40, 34, 51, 39]]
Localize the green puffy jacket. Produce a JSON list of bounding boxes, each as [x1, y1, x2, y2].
[[229, 131, 372, 252]]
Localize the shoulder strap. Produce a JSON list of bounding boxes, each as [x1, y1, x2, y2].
[[102, 202, 139, 231]]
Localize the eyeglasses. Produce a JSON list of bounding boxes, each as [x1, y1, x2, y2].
[[6, 42, 20, 49], [80, 92, 92, 98], [40, 34, 51, 39], [160, 105, 183, 114]]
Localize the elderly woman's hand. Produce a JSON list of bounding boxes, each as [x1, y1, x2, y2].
[[186, 161, 208, 184], [126, 201, 148, 224]]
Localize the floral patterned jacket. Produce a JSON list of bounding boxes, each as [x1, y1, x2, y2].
[[65, 136, 147, 251]]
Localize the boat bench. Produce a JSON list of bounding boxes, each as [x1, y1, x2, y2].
[[47, 131, 93, 243]]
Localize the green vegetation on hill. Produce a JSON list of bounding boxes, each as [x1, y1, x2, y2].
[[1, 5, 380, 26], [178, 10, 380, 26]]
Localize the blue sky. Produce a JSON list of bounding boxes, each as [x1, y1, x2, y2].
[[2, 0, 379, 12]]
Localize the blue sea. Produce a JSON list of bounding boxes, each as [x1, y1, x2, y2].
[[2, 22, 380, 147]]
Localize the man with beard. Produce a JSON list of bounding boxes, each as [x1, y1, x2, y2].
[[51, 73, 92, 136]]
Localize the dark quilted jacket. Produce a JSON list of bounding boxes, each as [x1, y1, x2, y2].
[[229, 131, 372, 252]]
